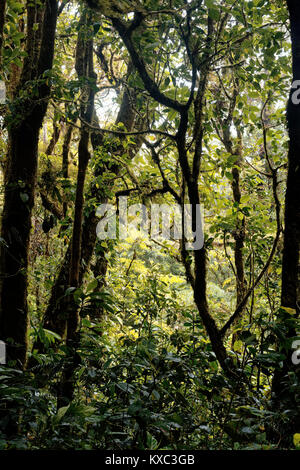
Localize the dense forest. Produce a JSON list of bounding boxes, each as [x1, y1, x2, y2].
[[0, 0, 299, 452]]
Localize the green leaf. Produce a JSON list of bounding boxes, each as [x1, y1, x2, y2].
[[293, 433, 300, 448], [86, 279, 98, 294], [55, 405, 70, 423], [20, 193, 29, 203]]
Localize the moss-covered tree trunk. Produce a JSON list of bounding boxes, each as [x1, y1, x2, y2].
[[271, 0, 300, 444], [0, 0, 6, 67], [58, 11, 97, 403], [0, 0, 58, 368]]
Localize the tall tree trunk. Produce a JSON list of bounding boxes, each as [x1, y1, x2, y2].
[[62, 123, 73, 216], [271, 0, 300, 444], [58, 12, 96, 403], [0, 0, 6, 68], [231, 145, 246, 310], [220, 81, 247, 335], [0, 0, 58, 368], [46, 118, 61, 156], [226, 133, 246, 343]]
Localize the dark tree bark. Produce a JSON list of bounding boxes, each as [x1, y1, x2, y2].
[[0, 0, 58, 368], [228, 140, 247, 348], [231, 145, 246, 309], [281, 2, 300, 316], [0, 0, 6, 68], [58, 11, 96, 403], [62, 125, 72, 179], [216, 79, 247, 333], [46, 119, 61, 156], [62, 123, 73, 216], [270, 0, 300, 444]]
